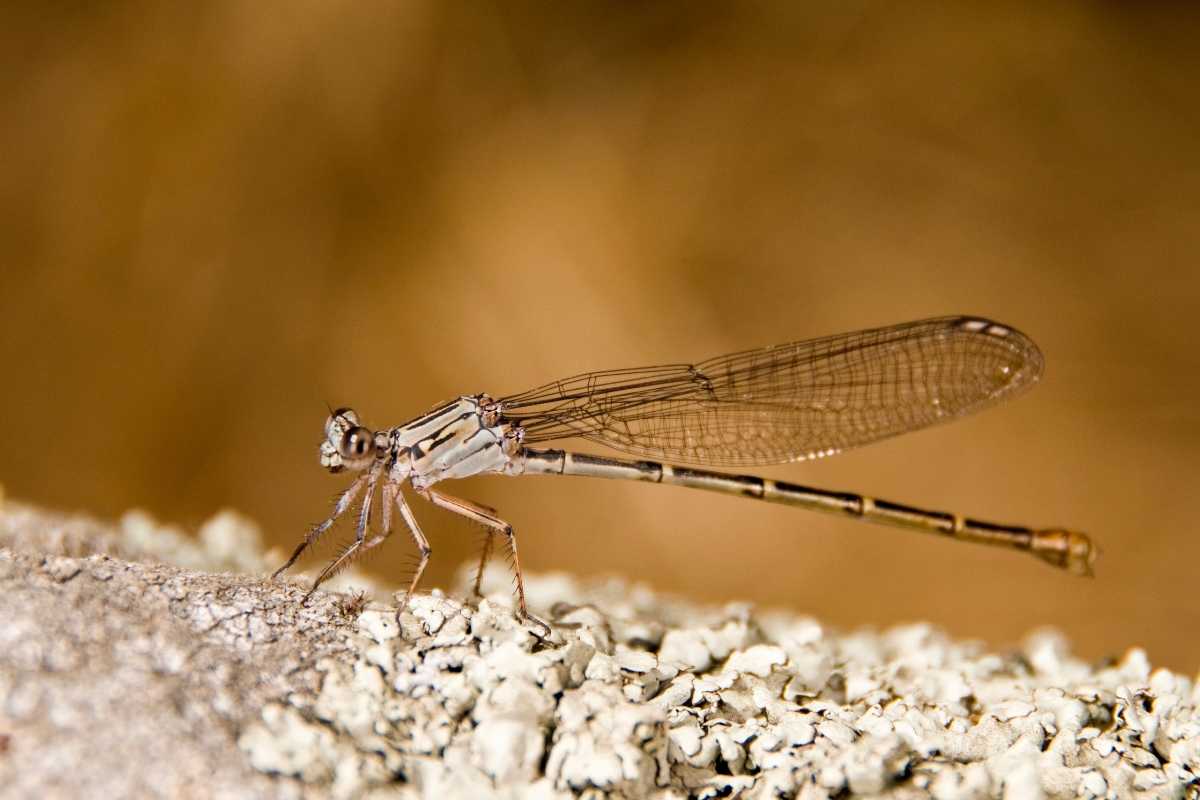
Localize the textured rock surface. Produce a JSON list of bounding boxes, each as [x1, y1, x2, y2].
[[0, 499, 1197, 799]]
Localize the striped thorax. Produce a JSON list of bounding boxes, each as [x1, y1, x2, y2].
[[322, 396, 523, 489]]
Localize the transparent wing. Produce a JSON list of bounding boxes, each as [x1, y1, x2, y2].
[[498, 316, 1044, 467]]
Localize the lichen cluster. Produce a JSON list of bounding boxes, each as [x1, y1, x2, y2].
[[1, 502, 1197, 799], [242, 576, 1200, 799]]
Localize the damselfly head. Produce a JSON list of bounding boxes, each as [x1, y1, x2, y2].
[[320, 407, 376, 473]]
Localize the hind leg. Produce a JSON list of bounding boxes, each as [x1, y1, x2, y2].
[[472, 530, 495, 599], [417, 488, 547, 634]]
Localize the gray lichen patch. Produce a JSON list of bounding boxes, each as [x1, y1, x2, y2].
[[236, 565, 1200, 800], [2, 501, 1198, 799]]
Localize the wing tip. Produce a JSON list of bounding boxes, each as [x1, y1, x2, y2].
[[952, 315, 1045, 388]]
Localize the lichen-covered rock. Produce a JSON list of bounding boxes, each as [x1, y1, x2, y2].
[[231, 572, 1200, 799], [1, 501, 1198, 799]]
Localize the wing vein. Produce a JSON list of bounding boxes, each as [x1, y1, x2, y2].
[[498, 316, 1043, 466]]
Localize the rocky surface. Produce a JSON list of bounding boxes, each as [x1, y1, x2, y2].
[[0, 498, 1196, 799]]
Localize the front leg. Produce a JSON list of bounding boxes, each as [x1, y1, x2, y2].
[[272, 474, 367, 579], [303, 472, 380, 599], [416, 488, 546, 634]]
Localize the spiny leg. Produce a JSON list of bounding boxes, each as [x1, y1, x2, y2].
[[473, 530, 495, 599], [418, 488, 544, 632], [463, 498, 500, 599], [304, 473, 379, 600], [393, 491, 432, 614], [301, 481, 402, 600], [272, 474, 367, 579]]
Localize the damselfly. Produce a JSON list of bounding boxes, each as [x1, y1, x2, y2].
[[273, 316, 1094, 624]]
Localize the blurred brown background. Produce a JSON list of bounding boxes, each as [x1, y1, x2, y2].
[[2, 4, 1197, 670]]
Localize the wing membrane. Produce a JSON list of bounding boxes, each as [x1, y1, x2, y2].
[[498, 316, 1044, 467]]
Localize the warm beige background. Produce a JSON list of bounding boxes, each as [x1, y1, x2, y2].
[[2, 5, 1197, 670]]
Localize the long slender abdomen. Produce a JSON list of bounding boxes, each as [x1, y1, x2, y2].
[[516, 448, 1094, 575]]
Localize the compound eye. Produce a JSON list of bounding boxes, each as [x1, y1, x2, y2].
[[326, 407, 359, 437], [339, 426, 374, 459]]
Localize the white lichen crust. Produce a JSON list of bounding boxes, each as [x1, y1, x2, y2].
[[1, 501, 1197, 799], [238, 577, 1200, 800]]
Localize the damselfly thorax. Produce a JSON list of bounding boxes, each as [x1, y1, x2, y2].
[[273, 316, 1096, 629]]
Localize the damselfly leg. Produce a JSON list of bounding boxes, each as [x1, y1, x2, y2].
[[303, 472, 379, 599], [417, 489, 531, 615], [272, 473, 367, 580]]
